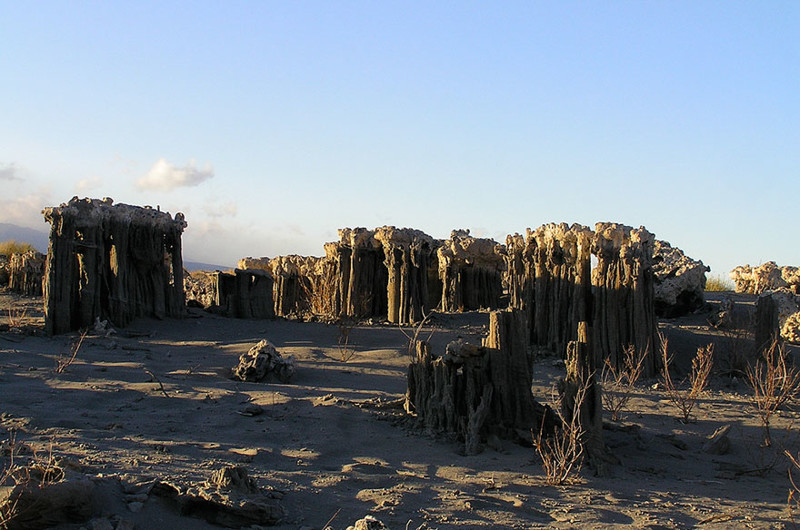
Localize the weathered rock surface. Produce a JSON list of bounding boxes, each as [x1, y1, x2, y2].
[[730, 262, 800, 295], [374, 226, 437, 324], [592, 223, 658, 376], [232, 339, 295, 382], [7, 250, 45, 296], [437, 230, 504, 313], [504, 223, 593, 358], [42, 197, 187, 334], [652, 240, 709, 317]]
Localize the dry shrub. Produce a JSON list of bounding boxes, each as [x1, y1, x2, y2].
[[602, 344, 647, 421], [301, 270, 337, 317], [786, 448, 800, 521], [533, 381, 588, 486], [4, 302, 27, 329], [747, 338, 800, 447], [336, 318, 357, 362], [660, 334, 714, 423], [398, 310, 436, 359]]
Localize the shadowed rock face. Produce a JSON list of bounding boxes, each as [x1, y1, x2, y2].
[[756, 288, 800, 347], [652, 240, 709, 318]]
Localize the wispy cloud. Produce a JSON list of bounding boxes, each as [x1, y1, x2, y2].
[[136, 158, 214, 191], [0, 163, 21, 181], [203, 200, 238, 219], [75, 177, 103, 193], [0, 190, 52, 227]]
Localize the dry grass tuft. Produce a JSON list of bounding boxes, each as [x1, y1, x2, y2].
[[705, 274, 735, 292], [0, 241, 35, 257]]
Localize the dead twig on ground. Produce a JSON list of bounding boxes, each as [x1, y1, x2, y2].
[[144, 369, 170, 398], [54, 329, 88, 374]]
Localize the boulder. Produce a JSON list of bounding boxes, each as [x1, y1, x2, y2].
[[652, 240, 709, 317], [232, 339, 295, 383]]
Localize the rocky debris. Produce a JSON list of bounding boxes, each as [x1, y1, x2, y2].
[[0, 463, 119, 530], [652, 240, 709, 317], [755, 288, 800, 348], [730, 262, 800, 295], [437, 230, 504, 313], [345, 515, 388, 530], [232, 339, 295, 383], [703, 424, 732, 455], [42, 197, 187, 335], [710, 296, 735, 329], [184, 269, 218, 308], [7, 250, 45, 296], [150, 465, 284, 528]]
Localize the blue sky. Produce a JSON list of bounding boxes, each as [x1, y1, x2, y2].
[[1, 2, 797, 275]]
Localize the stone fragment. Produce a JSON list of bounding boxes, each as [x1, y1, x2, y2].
[[232, 339, 295, 383]]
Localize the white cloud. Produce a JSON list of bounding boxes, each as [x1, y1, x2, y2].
[[136, 158, 214, 191], [0, 163, 21, 181], [0, 190, 53, 227], [75, 177, 103, 193]]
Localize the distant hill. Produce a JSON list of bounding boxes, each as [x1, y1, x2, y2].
[[0, 223, 49, 253], [184, 261, 233, 272], [0, 223, 231, 271]]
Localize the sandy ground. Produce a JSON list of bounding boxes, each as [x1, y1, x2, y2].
[[1, 290, 799, 529]]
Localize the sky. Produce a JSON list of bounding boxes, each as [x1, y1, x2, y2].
[[1, 2, 797, 276]]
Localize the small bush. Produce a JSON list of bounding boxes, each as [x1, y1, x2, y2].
[[705, 274, 735, 292], [0, 240, 35, 256]]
